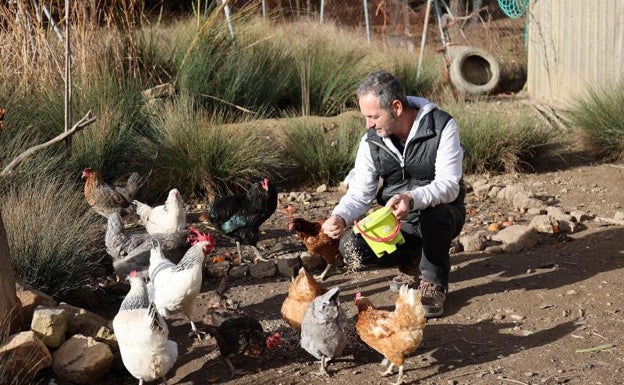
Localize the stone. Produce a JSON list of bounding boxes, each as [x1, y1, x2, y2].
[[459, 231, 488, 252], [58, 302, 109, 338], [204, 260, 230, 278], [31, 307, 68, 348], [0, 331, 52, 382], [529, 215, 556, 233], [228, 265, 249, 278], [53, 335, 113, 384], [487, 185, 504, 199], [546, 206, 573, 222], [513, 195, 546, 211], [491, 225, 540, 251], [527, 207, 547, 215], [95, 325, 118, 351], [276, 254, 302, 278], [570, 210, 592, 222], [557, 219, 580, 234], [248, 260, 277, 278], [15, 283, 57, 327], [472, 182, 492, 198], [497, 185, 528, 203]]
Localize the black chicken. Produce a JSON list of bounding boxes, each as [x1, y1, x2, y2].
[[208, 177, 278, 263], [203, 276, 281, 378]]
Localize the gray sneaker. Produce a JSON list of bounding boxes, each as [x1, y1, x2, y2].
[[418, 279, 446, 318], [389, 272, 416, 292]]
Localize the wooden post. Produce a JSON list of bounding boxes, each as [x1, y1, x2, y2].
[[0, 212, 22, 335], [363, 0, 371, 45], [64, 0, 72, 158], [417, 0, 432, 78]]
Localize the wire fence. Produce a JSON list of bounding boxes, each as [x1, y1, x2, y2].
[[256, 1, 524, 54]]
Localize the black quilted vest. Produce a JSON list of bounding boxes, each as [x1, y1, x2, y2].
[[366, 108, 465, 222]]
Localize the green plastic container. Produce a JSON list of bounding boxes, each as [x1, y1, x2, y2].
[[353, 207, 405, 257]]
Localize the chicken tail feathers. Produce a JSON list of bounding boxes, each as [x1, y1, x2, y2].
[[105, 212, 124, 258], [398, 285, 426, 327], [146, 279, 155, 302], [221, 215, 247, 234], [133, 200, 151, 221], [148, 302, 168, 333], [124, 172, 142, 197]]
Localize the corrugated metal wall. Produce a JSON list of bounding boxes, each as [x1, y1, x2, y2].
[[527, 0, 624, 104]]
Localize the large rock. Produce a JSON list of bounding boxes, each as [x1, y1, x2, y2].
[[249, 260, 277, 278], [0, 331, 52, 383], [53, 334, 113, 384], [58, 302, 110, 338], [15, 282, 57, 327], [31, 307, 68, 348], [491, 224, 540, 252]]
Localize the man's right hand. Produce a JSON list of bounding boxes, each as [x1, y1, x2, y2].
[[322, 214, 346, 239]]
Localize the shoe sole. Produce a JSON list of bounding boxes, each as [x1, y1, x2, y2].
[[423, 306, 444, 318], [389, 281, 411, 292]]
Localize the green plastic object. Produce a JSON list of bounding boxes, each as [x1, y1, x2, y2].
[[353, 207, 405, 258], [497, 0, 529, 19]]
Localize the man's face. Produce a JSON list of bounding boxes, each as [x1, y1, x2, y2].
[[359, 93, 399, 137]]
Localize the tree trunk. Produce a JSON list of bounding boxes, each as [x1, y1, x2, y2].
[[0, 211, 22, 335]]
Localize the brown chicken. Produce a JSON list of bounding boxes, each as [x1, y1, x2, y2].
[[354, 285, 426, 385], [82, 167, 142, 218], [281, 267, 327, 332], [288, 217, 342, 281]]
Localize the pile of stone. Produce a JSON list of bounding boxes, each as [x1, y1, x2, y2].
[[457, 178, 598, 254], [0, 284, 119, 384]]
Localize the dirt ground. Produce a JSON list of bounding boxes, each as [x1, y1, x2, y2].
[[64, 157, 624, 385]]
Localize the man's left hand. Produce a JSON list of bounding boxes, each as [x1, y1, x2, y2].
[[386, 192, 413, 219]]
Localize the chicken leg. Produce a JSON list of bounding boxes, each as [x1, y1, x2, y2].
[[379, 361, 404, 385], [182, 306, 204, 342], [235, 241, 269, 263], [224, 357, 249, 378], [250, 245, 269, 262], [313, 355, 330, 377], [313, 263, 334, 282]]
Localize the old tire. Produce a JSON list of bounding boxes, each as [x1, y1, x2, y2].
[[449, 46, 500, 95]]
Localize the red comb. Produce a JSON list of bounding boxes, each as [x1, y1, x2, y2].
[[187, 226, 213, 244], [266, 332, 282, 349]]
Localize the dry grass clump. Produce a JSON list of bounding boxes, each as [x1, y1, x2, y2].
[[445, 100, 556, 174], [567, 81, 624, 161], [1, 174, 106, 300]]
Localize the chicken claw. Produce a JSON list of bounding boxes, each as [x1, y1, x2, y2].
[[379, 362, 405, 385], [313, 263, 334, 282], [250, 246, 269, 262], [224, 357, 249, 378], [311, 356, 330, 377]]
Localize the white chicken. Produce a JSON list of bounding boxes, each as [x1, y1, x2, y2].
[[112, 271, 178, 385], [147, 235, 215, 341], [133, 188, 186, 234]]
